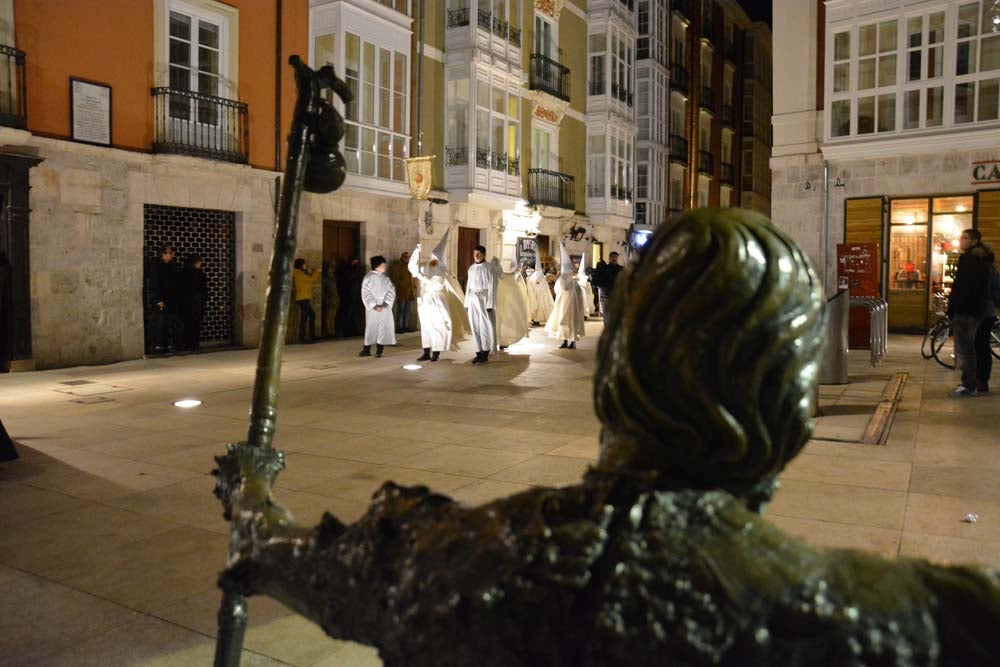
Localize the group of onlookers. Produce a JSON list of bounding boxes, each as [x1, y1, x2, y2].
[[145, 244, 208, 354]]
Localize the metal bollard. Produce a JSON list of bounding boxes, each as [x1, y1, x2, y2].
[[820, 290, 849, 384]]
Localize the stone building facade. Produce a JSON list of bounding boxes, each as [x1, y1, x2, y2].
[[772, 0, 1000, 332]]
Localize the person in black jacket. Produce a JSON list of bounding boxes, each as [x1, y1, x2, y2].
[[180, 254, 209, 352], [947, 229, 992, 397], [592, 252, 624, 325], [973, 242, 997, 394], [147, 244, 182, 354]]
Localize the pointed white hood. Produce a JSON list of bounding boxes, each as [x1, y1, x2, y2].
[[558, 242, 575, 290]]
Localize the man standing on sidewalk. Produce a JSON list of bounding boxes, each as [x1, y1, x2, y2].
[[593, 251, 623, 325], [466, 245, 499, 364], [359, 255, 396, 358], [293, 258, 321, 344], [948, 229, 992, 397], [390, 250, 416, 334]]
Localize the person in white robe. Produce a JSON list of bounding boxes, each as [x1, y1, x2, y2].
[[408, 234, 469, 362], [578, 271, 596, 317], [525, 253, 554, 325], [544, 243, 586, 348], [494, 254, 530, 350], [359, 255, 396, 358], [465, 245, 500, 364]]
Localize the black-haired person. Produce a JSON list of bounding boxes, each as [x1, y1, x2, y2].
[[592, 252, 623, 326], [465, 245, 500, 364], [360, 255, 396, 358], [947, 229, 993, 397], [293, 258, 320, 344], [148, 243, 181, 353], [180, 254, 208, 352]]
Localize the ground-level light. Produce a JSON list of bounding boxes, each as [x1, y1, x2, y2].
[[173, 399, 203, 408], [402, 364, 422, 371]]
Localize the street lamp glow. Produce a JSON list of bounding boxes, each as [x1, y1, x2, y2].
[[173, 399, 203, 408], [402, 364, 422, 371]]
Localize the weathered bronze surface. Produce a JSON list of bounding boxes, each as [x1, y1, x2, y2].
[[214, 59, 1000, 666]]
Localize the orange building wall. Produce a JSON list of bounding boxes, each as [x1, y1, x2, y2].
[[14, 0, 309, 170], [15, 0, 155, 151]]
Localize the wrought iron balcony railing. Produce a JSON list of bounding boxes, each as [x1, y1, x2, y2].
[[611, 184, 633, 201], [669, 64, 689, 95], [721, 103, 735, 127], [669, 134, 688, 163], [445, 146, 468, 166], [476, 145, 491, 169], [611, 82, 634, 106], [447, 7, 469, 28], [475, 147, 519, 175], [0, 45, 26, 130], [698, 149, 714, 175], [152, 87, 249, 163], [530, 54, 570, 102], [721, 162, 735, 186], [477, 8, 492, 31], [699, 85, 715, 112], [528, 168, 575, 210]]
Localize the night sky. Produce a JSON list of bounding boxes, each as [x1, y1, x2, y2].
[[738, 0, 772, 27]]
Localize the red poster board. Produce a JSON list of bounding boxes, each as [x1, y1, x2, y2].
[[836, 243, 880, 297]]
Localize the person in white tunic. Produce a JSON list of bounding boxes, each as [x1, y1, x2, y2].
[[525, 253, 554, 325], [494, 253, 530, 350], [465, 245, 500, 364], [544, 243, 586, 349], [578, 270, 596, 317], [359, 255, 396, 358], [408, 232, 469, 362]]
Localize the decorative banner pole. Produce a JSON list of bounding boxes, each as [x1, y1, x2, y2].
[[213, 55, 351, 667]]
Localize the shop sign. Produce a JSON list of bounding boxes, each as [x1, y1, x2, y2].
[[971, 159, 1000, 187]]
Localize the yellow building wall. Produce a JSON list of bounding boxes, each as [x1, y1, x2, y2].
[[561, 116, 587, 212]]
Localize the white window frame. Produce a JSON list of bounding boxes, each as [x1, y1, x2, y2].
[[824, 2, 1000, 142], [310, 1, 412, 189], [155, 0, 238, 95]]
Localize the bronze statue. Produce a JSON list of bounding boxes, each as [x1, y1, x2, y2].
[[213, 59, 1000, 666]]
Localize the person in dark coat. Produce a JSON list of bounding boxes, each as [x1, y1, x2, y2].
[[147, 244, 182, 353], [592, 252, 623, 325], [947, 229, 993, 397], [180, 254, 209, 352]]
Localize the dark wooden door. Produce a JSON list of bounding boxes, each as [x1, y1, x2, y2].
[[457, 226, 480, 290], [323, 220, 360, 267]]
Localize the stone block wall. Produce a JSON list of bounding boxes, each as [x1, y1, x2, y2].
[[771, 148, 997, 296], [12, 129, 420, 369]]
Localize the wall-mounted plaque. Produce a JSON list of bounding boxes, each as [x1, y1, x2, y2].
[[70, 77, 112, 146]]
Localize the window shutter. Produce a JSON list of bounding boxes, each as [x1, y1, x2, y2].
[[976, 190, 1000, 250]]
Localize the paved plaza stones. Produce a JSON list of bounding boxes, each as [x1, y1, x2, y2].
[[1, 328, 998, 665]]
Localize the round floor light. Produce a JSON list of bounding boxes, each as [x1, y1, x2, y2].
[[402, 364, 422, 371], [173, 399, 203, 408]]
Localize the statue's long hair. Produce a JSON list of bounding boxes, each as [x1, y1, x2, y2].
[[594, 209, 826, 501]]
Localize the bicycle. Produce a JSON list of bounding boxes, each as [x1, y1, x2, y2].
[[922, 308, 1000, 371]]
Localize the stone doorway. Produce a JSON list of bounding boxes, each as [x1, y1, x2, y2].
[[0, 152, 42, 372], [142, 204, 235, 353]]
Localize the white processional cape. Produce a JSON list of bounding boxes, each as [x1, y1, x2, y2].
[[544, 242, 586, 342]]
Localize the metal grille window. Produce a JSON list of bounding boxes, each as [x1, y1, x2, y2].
[[143, 204, 235, 350], [343, 32, 408, 182]]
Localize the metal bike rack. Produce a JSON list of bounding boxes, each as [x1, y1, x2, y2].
[[849, 297, 888, 366]]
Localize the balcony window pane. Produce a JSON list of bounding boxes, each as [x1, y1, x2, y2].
[[904, 89, 920, 129], [955, 82, 975, 123], [859, 24, 876, 57], [448, 77, 469, 105], [492, 86, 505, 114], [831, 99, 851, 136], [908, 50, 921, 81], [878, 94, 895, 132], [926, 86, 943, 126], [878, 54, 896, 86], [907, 16, 922, 48], [362, 128, 376, 176], [858, 58, 876, 89], [834, 31, 850, 61], [959, 4, 979, 38], [834, 62, 850, 92], [879, 20, 897, 52], [979, 78, 1000, 121], [476, 79, 489, 108], [363, 43, 375, 124], [476, 109, 489, 149], [589, 33, 604, 53], [983, 2, 998, 35], [170, 39, 191, 69], [858, 96, 875, 134], [377, 132, 391, 179], [508, 94, 519, 118], [928, 12, 944, 44], [170, 11, 191, 40], [958, 41, 977, 75], [983, 36, 1000, 72], [928, 45, 943, 78]]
